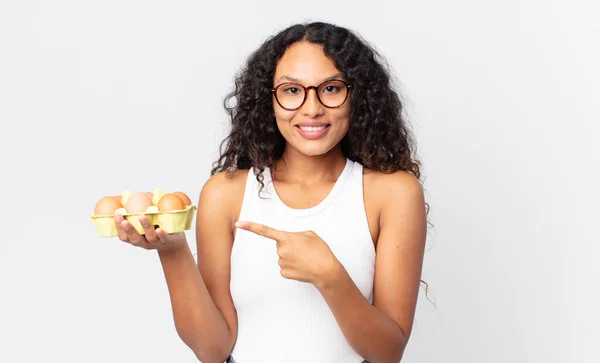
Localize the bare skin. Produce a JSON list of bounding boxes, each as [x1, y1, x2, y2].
[[114, 41, 426, 363]]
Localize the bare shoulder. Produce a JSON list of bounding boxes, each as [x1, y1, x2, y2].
[[201, 169, 250, 198], [363, 168, 425, 210], [363, 168, 423, 194], [199, 169, 250, 224]]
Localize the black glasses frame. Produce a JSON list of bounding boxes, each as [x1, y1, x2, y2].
[[271, 79, 353, 111]]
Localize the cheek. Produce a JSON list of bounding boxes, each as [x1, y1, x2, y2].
[[274, 108, 296, 128], [333, 109, 351, 131]]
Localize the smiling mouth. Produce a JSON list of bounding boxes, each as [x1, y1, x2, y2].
[[295, 124, 331, 132]]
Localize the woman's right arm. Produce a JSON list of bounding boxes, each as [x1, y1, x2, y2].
[[157, 172, 242, 363]]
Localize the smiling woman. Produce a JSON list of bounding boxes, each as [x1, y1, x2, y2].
[[115, 21, 428, 363]]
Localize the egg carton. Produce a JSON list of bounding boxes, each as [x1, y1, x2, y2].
[[90, 205, 196, 237]]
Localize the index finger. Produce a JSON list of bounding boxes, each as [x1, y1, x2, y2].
[[235, 221, 286, 241]]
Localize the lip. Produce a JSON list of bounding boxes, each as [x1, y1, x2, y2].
[[295, 123, 331, 140], [295, 121, 330, 127]]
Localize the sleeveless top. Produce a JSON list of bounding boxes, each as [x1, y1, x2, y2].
[[229, 158, 376, 362]]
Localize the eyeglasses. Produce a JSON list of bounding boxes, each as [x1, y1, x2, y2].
[[271, 79, 352, 111]]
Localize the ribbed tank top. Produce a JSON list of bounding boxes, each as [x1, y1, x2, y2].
[[229, 158, 376, 362]]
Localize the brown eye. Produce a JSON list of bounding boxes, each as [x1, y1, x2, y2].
[[323, 85, 340, 93], [284, 87, 301, 95]]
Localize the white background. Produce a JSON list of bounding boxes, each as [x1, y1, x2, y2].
[[1, 0, 598, 362]]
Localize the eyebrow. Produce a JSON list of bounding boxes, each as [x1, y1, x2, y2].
[[276, 73, 343, 84]]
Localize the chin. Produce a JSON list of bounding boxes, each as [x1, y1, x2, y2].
[[289, 141, 338, 157], [300, 149, 328, 157]]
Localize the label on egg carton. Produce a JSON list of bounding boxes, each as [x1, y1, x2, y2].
[[90, 205, 196, 237]]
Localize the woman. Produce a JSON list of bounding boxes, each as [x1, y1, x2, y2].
[[115, 22, 428, 363]]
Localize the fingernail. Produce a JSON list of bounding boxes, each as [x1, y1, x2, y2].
[[235, 221, 242, 228]]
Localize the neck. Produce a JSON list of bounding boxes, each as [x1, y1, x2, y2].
[[273, 144, 347, 184]]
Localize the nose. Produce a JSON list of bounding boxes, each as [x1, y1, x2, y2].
[[301, 87, 325, 118]]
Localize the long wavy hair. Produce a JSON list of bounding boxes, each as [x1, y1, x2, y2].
[[212, 22, 433, 302]]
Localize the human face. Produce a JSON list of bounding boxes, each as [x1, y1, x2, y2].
[[272, 42, 351, 157]]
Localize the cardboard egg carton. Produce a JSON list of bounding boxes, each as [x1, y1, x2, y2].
[[90, 189, 196, 237]]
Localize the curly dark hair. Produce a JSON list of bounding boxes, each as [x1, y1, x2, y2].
[[211, 21, 433, 304]]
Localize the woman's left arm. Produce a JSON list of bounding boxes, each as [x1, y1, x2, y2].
[[316, 171, 427, 363]]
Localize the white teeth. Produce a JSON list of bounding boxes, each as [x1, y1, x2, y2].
[[299, 125, 326, 132]]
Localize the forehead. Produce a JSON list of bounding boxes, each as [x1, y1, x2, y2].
[[274, 42, 340, 83]]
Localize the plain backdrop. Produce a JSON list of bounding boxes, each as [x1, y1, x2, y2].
[[0, 0, 598, 362]]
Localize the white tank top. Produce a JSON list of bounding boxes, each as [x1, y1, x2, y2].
[[229, 158, 376, 362]]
